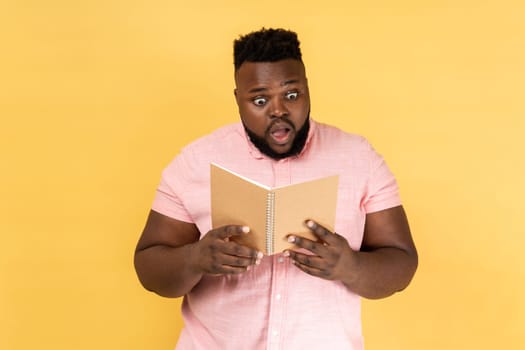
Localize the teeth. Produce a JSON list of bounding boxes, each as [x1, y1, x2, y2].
[[268, 122, 293, 144]]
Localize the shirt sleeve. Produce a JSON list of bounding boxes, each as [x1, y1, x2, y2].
[[362, 141, 402, 214], [151, 152, 194, 223]]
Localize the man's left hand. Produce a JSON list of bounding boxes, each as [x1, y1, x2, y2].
[[284, 220, 358, 283]]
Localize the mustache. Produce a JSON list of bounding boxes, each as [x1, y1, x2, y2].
[[243, 116, 310, 160], [265, 117, 296, 136]]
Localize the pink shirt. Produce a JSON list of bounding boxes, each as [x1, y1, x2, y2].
[[152, 120, 401, 349]]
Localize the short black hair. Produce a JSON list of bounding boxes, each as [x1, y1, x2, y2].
[[233, 28, 302, 71]]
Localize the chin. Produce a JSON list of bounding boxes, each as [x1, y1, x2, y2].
[[271, 145, 293, 154], [244, 117, 310, 160]]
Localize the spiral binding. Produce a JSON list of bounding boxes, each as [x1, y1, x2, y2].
[[265, 192, 275, 255]]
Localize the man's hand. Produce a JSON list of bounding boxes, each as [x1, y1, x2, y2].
[[284, 220, 358, 283], [192, 225, 263, 275], [284, 206, 418, 299], [135, 211, 266, 298]]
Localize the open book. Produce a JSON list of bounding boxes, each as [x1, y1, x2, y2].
[[210, 163, 339, 255]]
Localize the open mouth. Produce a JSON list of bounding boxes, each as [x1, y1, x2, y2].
[[269, 124, 293, 145]]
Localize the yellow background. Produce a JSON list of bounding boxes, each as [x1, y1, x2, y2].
[[1, 0, 524, 349]]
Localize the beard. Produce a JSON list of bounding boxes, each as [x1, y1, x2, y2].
[[243, 115, 310, 160]]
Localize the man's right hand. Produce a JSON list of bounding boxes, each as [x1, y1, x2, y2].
[[191, 225, 263, 275], [135, 211, 263, 297]]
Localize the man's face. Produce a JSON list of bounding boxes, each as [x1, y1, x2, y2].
[[234, 59, 311, 158]]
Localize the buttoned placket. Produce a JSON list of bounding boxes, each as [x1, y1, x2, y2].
[[266, 158, 292, 350]]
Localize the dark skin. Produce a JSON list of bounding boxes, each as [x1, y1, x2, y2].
[[135, 211, 262, 297], [234, 60, 311, 156], [285, 206, 417, 299], [134, 59, 418, 299]]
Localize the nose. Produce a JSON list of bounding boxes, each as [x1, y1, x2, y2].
[[270, 97, 288, 118]]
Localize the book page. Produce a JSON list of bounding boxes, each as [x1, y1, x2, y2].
[[210, 164, 269, 252], [272, 175, 339, 253], [211, 163, 339, 255]]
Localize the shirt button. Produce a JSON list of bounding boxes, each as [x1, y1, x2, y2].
[[276, 294, 281, 300], [272, 330, 279, 337], [277, 256, 284, 263]]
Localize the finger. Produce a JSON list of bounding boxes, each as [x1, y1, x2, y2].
[[305, 220, 339, 245], [285, 251, 328, 278], [207, 249, 263, 275], [214, 225, 250, 240], [221, 241, 263, 260], [285, 250, 323, 269], [287, 234, 330, 256], [215, 252, 258, 268], [208, 263, 251, 275]]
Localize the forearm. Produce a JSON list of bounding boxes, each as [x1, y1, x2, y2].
[[343, 247, 418, 299], [134, 243, 202, 298]]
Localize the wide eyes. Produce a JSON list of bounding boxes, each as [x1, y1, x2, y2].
[[253, 97, 267, 106], [285, 91, 298, 100], [252, 91, 299, 106]]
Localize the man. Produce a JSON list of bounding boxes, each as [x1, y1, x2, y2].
[[134, 28, 418, 349]]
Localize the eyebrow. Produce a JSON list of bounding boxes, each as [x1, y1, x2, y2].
[[247, 80, 301, 94], [248, 87, 268, 93], [282, 79, 300, 86]]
